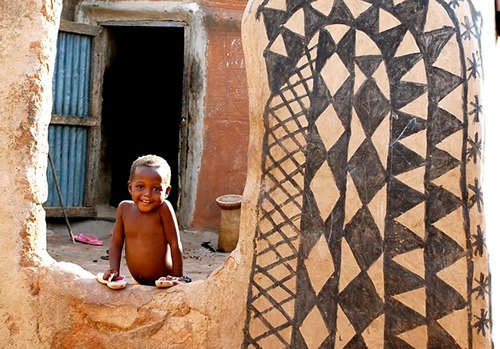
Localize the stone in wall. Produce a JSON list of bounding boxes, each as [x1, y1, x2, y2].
[[241, 0, 491, 347]]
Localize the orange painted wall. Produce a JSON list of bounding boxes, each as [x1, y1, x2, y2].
[[201, 0, 247, 11], [191, 5, 250, 229]]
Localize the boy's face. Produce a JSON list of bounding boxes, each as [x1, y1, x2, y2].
[[128, 166, 171, 213]]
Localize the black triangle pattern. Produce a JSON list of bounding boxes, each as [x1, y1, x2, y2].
[[427, 147, 461, 181], [354, 55, 384, 77], [315, 28, 337, 74], [392, 81, 428, 110], [355, 4, 379, 34], [303, 5, 327, 38], [419, 27, 456, 66], [425, 225, 466, 274], [243, 1, 490, 348], [387, 221, 425, 259], [428, 107, 463, 145], [343, 333, 369, 348], [326, 132, 349, 188], [427, 321, 462, 348], [393, 0, 428, 32], [354, 79, 391, 136], [387, 178, 426, 217], [339, 273, 385, 332], [429, 67, 464, 103], [427, 183, 462, 224], [262, 8, 289, 42], [348, 139, 387, 204], [426, 274, 467, 320], [335, 28, 356, 71], [307, 127, 328, 167], [390, 143, 426, 176], [288, 0, 308, 13], [344, 206, 383, 270], [331, 76, 355, 126], [375, 25, 408, 60], [385, 258, 426, 296], [281, 28, 308, 61], [331, 0, 355, 24], [385, 333, 416, 349], [386, 296, 427, 335], [389, 53, 425, 82], [391, 111, 427, 142], [264, 50, 297, 92]]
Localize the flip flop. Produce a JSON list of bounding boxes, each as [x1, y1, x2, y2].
[[75, 233, 103, 246], [101, 250, 109, 260], [96, 272, 127, 290], [155, 276, 184, 288]]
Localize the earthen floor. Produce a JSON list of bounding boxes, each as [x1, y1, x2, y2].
[[46, 215, 229, 284]]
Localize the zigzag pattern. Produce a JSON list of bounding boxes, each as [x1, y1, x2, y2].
[[243, 0, 491, 348]]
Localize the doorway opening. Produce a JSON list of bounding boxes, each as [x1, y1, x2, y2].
[[101, 25, 184, 209]]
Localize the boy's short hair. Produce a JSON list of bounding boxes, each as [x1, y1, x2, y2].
[[129, 154, 171, 185]]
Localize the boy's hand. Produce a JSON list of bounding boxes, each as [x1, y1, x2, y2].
[[103, 268, 118, 281]]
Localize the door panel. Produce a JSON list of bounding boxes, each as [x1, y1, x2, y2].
[[44, 20, 103, 217]]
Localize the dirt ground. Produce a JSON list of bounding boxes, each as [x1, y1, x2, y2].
[[45, 210, 229, 283]]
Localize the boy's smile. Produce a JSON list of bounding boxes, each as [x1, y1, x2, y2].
[[128, 166, 171, 213]]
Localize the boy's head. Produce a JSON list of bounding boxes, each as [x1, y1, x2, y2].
[[129, 154, 171, 186]]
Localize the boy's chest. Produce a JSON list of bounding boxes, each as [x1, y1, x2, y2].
[[123, 211, 164, 237]]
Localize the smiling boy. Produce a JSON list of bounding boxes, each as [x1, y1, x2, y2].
[[101, 154, 184, 288]]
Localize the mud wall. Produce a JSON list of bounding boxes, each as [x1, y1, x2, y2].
[[240, 0, 493, 347], [0, 0, 250, 347], [0, 0, 496, 348], [192, 6, 250, 228]]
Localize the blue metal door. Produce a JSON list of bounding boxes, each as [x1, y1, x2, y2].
[[44, 20, 102, 217]]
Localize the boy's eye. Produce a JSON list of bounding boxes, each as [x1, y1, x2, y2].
[[153, 187, 161, 192], [136, 185, 144, 190]]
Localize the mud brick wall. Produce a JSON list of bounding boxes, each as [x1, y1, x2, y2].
[[192, 6, 250, 228], [0, 0, 495, 348], [241, 0, 493, 347]]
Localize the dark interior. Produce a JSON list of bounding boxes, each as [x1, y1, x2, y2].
[[101, 25, 184, 208]]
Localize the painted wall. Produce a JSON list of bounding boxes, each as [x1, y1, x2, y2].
[[241, 0, 493, 347], [0, 0, 497, 348], [192, 8, 249, 228]]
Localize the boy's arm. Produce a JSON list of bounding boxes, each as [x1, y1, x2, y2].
[[162, 201, 183, 277], [104, 202, 126, 280]]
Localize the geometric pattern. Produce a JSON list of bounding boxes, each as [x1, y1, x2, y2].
[[243, 0, 492, 348]]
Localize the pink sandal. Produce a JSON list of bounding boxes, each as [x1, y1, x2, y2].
[[75, 233, 103, 246], [97, 272, 126, 290], [155, 276, 184, 288]]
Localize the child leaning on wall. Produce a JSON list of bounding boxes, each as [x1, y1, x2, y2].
[[99, 154, 189, 289]]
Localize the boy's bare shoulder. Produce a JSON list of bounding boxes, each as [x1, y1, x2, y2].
[[161, 200, 175, 213], [117, 200, 135, 211], [159, 201, 177, 220]]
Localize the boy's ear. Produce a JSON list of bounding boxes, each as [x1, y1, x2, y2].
[[165, 186, 172, 197], [127, 181, 132, 194]]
